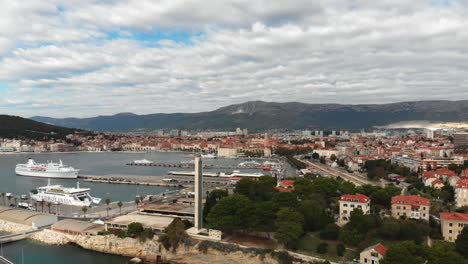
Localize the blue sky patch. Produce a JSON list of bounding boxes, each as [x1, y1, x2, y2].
[[0, 84, 10, 91], [106, 29, 204, 47]]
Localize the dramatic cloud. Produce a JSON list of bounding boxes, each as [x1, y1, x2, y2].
[[0, 0, 467, 117]]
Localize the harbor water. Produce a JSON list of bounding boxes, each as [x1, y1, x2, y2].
[[0, 152, 267, 202]]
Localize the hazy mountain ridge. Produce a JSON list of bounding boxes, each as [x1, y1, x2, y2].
[[30, 100, 468, 132]]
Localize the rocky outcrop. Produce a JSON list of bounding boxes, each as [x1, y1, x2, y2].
[[0, 220, 326, 264]]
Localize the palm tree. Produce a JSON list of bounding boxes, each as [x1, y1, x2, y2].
[[34, 202, 38, 211], [0, 193, 5, 206], [38, 200, 45, 212], [47, 202, 52, 214], [117, 201, 123, 215], [13, 197, 17, 208], [134, 198, 140, 208], [105, 199, 111, 217], [148, 196, 153, 202], [82, 206, 88, 218], [6, 195, 11, 207]]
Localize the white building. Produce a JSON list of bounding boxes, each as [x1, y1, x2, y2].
[[338, 194, 371, 226], [360, 243, 388, 264]]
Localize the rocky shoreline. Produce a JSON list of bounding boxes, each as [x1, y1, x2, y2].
[[0, 220, 330, 264]]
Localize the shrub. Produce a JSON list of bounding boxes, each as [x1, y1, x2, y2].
[[319, 224, 340, 240], [316, 242, 329, 254], [336, 243, 346, 256], [127, 222, 144, 238]]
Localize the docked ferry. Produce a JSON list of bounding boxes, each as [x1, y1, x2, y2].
[[30, 181, 101, 207], [15, 159, 79, 179]]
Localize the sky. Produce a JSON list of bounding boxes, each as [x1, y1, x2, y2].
[[0, 0, 467, 118]]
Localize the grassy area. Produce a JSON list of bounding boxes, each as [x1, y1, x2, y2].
[[296, 232, 359, 263]]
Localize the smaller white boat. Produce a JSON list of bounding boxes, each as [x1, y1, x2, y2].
[[201, 153, 217, 159], [133, 159, 153, 164], [239, 160, 261, 166]]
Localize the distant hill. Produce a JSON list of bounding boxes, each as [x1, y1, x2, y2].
[[0, 115, 79, 140], [31, 100, 468, 132]]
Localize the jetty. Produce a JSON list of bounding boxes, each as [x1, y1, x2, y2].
[[126, 162, 264, 169]]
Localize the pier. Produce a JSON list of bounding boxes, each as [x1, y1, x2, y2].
[[126, 162, 265, 169]]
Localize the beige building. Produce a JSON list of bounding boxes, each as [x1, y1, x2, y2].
[[440, 212, 468, 242], [360, 243, 387, 264], [338, 194, 370, 226], [391, 195, 430, 221], [217, 147, 238, 157], [455, 179, 468, 208]]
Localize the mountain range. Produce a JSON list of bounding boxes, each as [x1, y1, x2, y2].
[[30, 100, 468, 132], [0, 115, 80, 140]]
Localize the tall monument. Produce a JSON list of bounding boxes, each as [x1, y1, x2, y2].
[[194, 155, 203, 230]]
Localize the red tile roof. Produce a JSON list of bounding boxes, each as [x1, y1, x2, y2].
[[374, 244, 388, 257], [440, 212, 468, 221], [434, 168, 457, 177], [391, 195, 431, 206], [276, 187, 294, 192], [279, 180, 295, 186], [340, 193, 370, 203], [456, 179, 468, 189], [461, 169, 468, 177]]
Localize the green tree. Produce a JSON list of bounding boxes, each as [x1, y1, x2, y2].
[[105, 198, 111, 217], [206, 194, 254, 231], [298, 200, 331, 231], [251, 201, 278, 232], [456, 226, 468, 258], [338, 181, 356, 195], [428, 242, 467, 264], [339, 227, 364, 246], [81, 206, 88, 218], [330, 154, 337, 162], [117, 201, 123, 214], [380, 241, 426, 264], [203, 189, 228, 220], [127, 222, 144, 238], [272, 192, 298, 209], [274, 208, 304, 246], [379, 218, 400, 240], [158, 218, 188, 252]]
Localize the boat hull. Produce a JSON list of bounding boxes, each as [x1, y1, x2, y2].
[[15, 169, 79, 179]]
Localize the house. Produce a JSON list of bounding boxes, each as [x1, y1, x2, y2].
[[391, 195, 431, 221], [455, 178, 468, 208], [440, 212, 468, 242], [338, 194, 370, 226], [360, 243, 388, 264], [434, 168, 457, 182]]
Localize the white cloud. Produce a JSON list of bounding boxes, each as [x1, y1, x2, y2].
[[0, 0, 467, 117]]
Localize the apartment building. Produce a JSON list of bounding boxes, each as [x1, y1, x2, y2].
[[360, 243, 388, 264], [338, 194, 371, 226], [440, 212, 468, 242], [391, 195, 431, 221]]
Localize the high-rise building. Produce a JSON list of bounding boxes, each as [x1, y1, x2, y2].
[[454, 133, 468, 154]]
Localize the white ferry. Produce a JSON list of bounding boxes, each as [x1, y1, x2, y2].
[[15, 159, 79, 179], [30, 181, 101, 207]]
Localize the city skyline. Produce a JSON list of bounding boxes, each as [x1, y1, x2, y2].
[[0, 1, 468, 117]]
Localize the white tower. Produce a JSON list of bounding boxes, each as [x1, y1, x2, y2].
[[194, 155, 203, 230]]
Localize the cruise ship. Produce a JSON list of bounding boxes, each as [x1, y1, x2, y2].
[[30, 181, 101, 207], [15, 159, 79, 179]]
